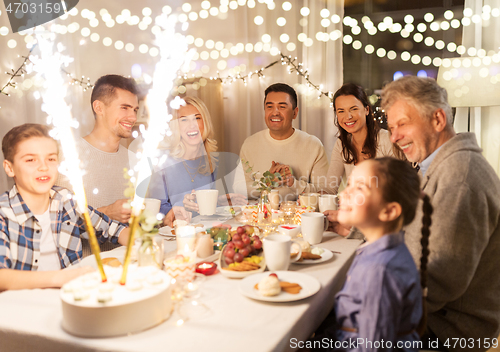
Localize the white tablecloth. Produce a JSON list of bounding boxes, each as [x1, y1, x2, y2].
[[0, 219, 361, 352]]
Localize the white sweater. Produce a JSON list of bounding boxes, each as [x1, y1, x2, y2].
[[326, 129, 394, 194], [56, 138, 130, 208], [239, 129, 329, 200]]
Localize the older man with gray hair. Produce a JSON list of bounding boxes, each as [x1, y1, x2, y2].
[[382, 76, 500, 351]]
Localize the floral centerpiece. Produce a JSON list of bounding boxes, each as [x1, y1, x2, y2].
[[123, 169, 163, 268], [242, 160, 282, 224]]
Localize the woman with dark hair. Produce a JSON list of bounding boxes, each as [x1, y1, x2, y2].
[[326, 83, 395, 194]]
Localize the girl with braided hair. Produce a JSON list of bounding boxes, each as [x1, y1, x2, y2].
[[330, 157, 432, 351]]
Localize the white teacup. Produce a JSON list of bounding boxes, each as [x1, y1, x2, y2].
[[263, 234, 302, 271], [143, 198, 161, 216], [195, 189, 219, 215], [301, 213, 329, 245], [299, 193, 319, 211], [319, 195, 338, 213]]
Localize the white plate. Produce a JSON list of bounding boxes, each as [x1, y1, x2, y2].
[[215, 206, 242, 217], [158, 226, 175, 237], [239, 271, 321, 302], [158, 225, 206, 237], [164, 250, 220, 264], [198, 251, 220, 263], [292, 247, 334, 265]]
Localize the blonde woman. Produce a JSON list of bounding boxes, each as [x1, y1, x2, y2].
[[149, 96, 246, 226]]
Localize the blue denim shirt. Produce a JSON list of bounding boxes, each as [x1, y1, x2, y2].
[[419, 144, 444, 177], [334, 231, 422, 351]]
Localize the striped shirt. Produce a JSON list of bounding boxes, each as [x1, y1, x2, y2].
[[0, 185, 126, 270]]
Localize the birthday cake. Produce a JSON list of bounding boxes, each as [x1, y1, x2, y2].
[[60, 264, 172, 337]]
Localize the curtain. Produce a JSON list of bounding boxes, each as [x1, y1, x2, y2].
[[218, 0, 344, 157], [0, 0, 344, 193], [455, 0, 500, 175]]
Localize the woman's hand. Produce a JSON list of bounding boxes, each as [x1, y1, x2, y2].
[[183, 190, 199, 212], [173, 206, 192, 223], [324, 210, 339, 223], [323, 210, 351, 237], [218, 193, 248, 206], [163, 207, 192, 227], [163, 209, 176, 227]]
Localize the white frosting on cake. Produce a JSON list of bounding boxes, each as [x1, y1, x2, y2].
[[60, 265, 169, 307], [60, 265, 173, 337]]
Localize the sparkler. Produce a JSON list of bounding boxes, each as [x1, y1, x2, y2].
[[120, 14, 191, 284], [34, 29, 107, 282]]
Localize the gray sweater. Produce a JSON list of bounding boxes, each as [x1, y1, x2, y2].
[[56, 138, 130, 255], [404, 133, 500, 351]]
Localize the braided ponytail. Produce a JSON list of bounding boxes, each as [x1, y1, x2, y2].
[[371, 158, 433, 337], [416, 193, 433, 337]]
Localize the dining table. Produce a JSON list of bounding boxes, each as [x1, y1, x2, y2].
[[0, 213, 362, 352]]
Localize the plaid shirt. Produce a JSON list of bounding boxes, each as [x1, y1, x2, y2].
[[0, 185, 126, 270]]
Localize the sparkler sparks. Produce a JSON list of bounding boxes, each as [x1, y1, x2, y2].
[[34, 30, 107, 282], [120, 14, 191, 284]]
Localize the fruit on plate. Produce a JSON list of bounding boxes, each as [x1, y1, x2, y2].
[[226, 256, 263, 271], [220, 226, 263, 271], [208, 226, 231, 240]]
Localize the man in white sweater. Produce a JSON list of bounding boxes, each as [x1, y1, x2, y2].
[[57, 75, 139, 253], [240, 83, 329, 201]]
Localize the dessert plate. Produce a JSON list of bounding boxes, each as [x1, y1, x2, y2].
[[239, 271, 320, 302], [292, 246, 334, 265], [215, 206, 241, 217], [158, 225, 206, 237]]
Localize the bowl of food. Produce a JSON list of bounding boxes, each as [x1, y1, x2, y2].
[[277, 224, 301, 238], [219, 225, 265, 279]]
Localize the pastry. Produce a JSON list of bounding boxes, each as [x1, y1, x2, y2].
[[254, 274, 303, 295], [102, 257, 122, 267]]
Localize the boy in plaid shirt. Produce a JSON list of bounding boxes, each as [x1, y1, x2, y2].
[[0, 124, 130, 290]]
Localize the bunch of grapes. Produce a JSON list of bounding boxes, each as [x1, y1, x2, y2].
[[223, 225, 263, 265]]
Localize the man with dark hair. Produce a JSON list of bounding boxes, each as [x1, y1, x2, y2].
[[263, 83, 298, 109], [57, 74, 139, 254], [240, 83, 329, 200], [90, 75, 139, 118]]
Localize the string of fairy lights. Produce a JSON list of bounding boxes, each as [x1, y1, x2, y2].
[[0, 51, 94, 107], [1, 1, 499, 108], [0, 46, 36, 101], [0, 48, 335, 110], [2, 1, 499, 69]]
